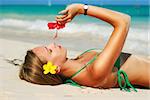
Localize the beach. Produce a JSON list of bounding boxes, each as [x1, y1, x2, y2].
[[0, 5, 149, 99], [0, 38, 150, 100]]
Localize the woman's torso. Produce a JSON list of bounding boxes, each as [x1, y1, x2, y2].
[[71, 50, 118, 88], [70, 50, 145, 88]]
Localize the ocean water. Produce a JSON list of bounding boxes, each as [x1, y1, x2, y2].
[[0, 5, 149, 56]]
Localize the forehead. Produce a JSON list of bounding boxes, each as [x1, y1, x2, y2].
[[32, 46, 45, 53], [32, 46, 47, 57], [31, 46, 49, 63]]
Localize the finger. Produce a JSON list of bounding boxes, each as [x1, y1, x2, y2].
[[56, 15, 71, 22], [57, 19, 71, 24], [66, 19, 72, 23], [56, 21, 65, 25], [55, 16, 67, 22], [56, 14, 67, 19], [60, 21, 67, 25], [58, 9, 68, 15]]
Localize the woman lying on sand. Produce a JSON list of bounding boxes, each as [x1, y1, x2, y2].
[[19, 4, 150, 92]]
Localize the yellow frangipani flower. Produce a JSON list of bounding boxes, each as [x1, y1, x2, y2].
[[43, 61, 58, 74]]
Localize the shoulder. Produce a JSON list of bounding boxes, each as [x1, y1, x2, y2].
[[71, 65, 102, 87]]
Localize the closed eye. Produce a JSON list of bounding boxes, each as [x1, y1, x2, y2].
[[44, 47, 52, 53]]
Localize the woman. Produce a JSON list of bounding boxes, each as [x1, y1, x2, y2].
[[19, 4, 150, 91]]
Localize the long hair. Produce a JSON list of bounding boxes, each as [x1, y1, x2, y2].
[[19, 50, 67, 85]]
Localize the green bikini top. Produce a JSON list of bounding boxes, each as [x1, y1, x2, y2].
[[64, 48, 137, 92]]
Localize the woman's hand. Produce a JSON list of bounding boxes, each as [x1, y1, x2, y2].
[[55, 4, 84, 24]]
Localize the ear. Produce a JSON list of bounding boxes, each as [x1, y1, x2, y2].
[[56, 66, 61, 74]]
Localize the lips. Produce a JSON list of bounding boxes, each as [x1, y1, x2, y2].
[[58, 45, 61, 48]]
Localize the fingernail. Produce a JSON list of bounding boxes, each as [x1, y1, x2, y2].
[[59, 12, 63, 15], [58, 22, 61, 24]]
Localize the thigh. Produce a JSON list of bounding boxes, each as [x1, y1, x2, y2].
[[120, 55, 150, 87]]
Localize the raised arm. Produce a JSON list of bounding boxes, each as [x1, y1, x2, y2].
[[56, 4, 131, 80], [79, 4, 131, 80]]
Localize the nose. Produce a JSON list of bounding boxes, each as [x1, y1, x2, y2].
[[47, 43, 62, 50], [47, 43, 55, 50]]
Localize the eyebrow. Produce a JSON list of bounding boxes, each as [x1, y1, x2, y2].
[[44, 47, 49, 52]]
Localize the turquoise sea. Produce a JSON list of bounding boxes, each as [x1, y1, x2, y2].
[[0, 5, 149, 56], [0, 5, 149, 23]]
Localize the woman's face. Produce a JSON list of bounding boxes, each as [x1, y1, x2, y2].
[[32, 43, 67, 64]]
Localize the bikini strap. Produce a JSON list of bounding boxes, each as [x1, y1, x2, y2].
[[114, 55, 121, 69], [68, 48, 120, 80], [117, 70, 137, 92], [64, 48, 100, 87], [64, 48, 137, 92], [70, 53, 99, 79], [80, 48, 121, 69], [115, 56, 137, 92], [64, 79, 83, 88], [69, 48, 101, 79]]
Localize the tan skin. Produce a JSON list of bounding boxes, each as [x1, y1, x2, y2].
[[32, 4, 150, 88]]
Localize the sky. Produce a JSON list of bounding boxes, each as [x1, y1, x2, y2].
[[0, 0, 149, 5]]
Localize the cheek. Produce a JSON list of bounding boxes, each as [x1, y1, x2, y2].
[[46, 53, 51, 60], [43, 53, 51, 62]]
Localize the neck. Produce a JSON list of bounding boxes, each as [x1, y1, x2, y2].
[[60, 58, 71, 74], [59, 58, 82, 78]]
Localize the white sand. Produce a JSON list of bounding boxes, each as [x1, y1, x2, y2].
[[0, 38, 149, 100]]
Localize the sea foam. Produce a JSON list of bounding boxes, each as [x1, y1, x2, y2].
[[0, 18, 149, 56]]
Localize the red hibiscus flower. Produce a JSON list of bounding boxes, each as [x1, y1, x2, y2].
[[47, 21, 66, 39], [47, 22, 65, 30]]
